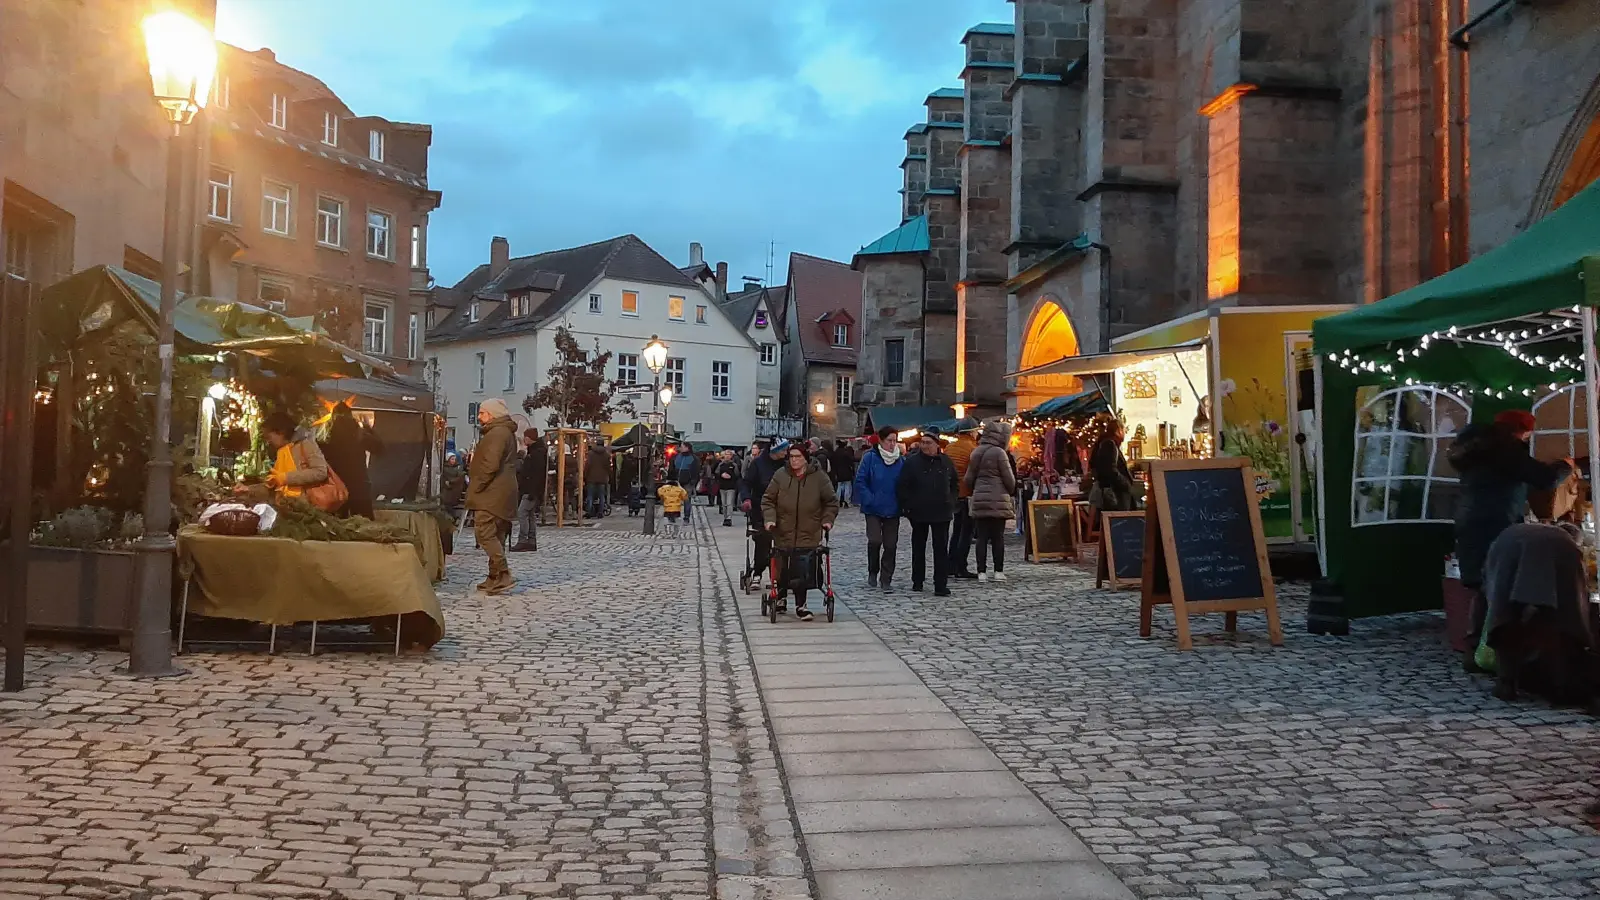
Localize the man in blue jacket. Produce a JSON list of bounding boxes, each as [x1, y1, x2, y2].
[[854, 426, 907, 591]]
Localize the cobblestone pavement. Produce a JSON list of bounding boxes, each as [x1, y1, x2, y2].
[[0, 516, 811, 900], [817, 510, 1600, 900]]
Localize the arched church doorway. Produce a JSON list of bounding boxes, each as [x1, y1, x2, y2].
[[1015, 297, 1084, 412], [1534, 72, 1600, 218]]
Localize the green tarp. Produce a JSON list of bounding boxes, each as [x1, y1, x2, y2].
[[1018, 388, 1110, 423], [1314, 179, 1600, 354]]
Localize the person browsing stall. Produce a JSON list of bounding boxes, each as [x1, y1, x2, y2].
[[854, 426, 906, 591], [762, 443, 840, 621]]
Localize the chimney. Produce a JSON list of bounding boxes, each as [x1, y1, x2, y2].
[[489, 236, 509, 279], [689, 242, 705, 268], [714, 261, 728, 302]]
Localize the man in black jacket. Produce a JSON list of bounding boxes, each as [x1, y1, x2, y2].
[[512, 428, 546, 552], [897, 428, 959, 596], [740, 440, 789, 587]]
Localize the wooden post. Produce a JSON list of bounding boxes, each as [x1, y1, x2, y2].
[[2, 275, 38, 692]]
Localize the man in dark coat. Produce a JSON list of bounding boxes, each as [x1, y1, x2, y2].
[[512, 427, 546, 552], [829, 440, 857, 508], [467, 398, 521, 594], [321, 402, 383, 519], [1482, 521, 1598, 704], [897, 428, 959, 596], [1450, 408, 1572, 668], [740, 440, 788, 588]]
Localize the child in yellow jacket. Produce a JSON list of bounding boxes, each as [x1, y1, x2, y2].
[[657, 482, 688, 521]]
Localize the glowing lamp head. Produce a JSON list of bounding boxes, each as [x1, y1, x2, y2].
[[658, 386, 674, 407], [642, 335, 669, 373], [814, 401, 826, 414], [206, 382, 227, 400], [143, 10, 217, 125]]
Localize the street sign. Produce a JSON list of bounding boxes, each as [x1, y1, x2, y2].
[[642, 411, 665, 425], [618, 384, 655, 396]]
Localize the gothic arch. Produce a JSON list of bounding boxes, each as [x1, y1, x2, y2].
[[1528, 70, 1600, 222], [1015, 295, 1084, 410]]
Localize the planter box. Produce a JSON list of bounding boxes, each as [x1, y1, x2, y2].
[[27, 546, 137, 634]]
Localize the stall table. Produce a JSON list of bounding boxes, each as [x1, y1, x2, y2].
[[176, 526, 445, 653], [373, 506, 447, 582]]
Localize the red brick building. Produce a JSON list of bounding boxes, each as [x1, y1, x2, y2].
[[199, 44, 441, 375]]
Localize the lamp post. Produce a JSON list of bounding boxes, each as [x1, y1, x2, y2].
[[134, 10, 215, 677], [640, 336, 669, 535]]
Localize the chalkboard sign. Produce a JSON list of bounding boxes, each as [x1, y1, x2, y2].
[[1140, 458, 1282, 650], [1027, 500, 1079, 562], [1096, 512, 1144, 590]]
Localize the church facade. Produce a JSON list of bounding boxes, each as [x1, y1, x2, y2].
[[853, 0, 1600, 416]]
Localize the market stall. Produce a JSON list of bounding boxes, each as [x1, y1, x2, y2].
[[1008, 305, 1350, 544], [315, 375, 439, 502], [1311, 178, 1600, 618]]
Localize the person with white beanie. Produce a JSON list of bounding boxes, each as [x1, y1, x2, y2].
[[467, 397, 520, 594]]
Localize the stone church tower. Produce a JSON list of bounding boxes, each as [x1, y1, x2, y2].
[[855, 0, 1600, 418]]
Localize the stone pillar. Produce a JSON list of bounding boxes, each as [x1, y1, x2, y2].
[[922, 89, 965, 408], [857, 255, 927, 407], [956, 25, 1014, 415], [902, 125, 930, 221]]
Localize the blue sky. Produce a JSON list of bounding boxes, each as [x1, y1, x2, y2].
[[214, 0, 1011, 289]]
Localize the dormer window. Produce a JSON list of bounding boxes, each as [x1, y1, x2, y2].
[[833, 323, 850, 347], [369, 129, 385, 162], [510, 293, 534, 318], [467, 302, 479, 324], [754, 310, 769, 328], [269, 93, 287, 129], [322, 111, 338, 145]]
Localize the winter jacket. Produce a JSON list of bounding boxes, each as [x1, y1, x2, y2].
[[946, 434, 979, 499], [739, 452, 786, 526], [271, 428, 331, 498], [853, 446, 905, 519], [1449, 422, 1572, 586], [441, 463, 467, 510], [584, 447, 611, 485], [830, 445, 857, 483], [762, 462, 840, 550], [715, 459, 740, 488], [964, 422, 1017, 520], [322, 417, 383, 518], [1090, 435, 1136, 511], [466, 417, 520, 520], [518, 440, 548, 501], [897, 450, 959, 524], [657, 483, 688, 514]]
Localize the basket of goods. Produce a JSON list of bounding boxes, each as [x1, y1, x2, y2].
[[198, 503, 277, 536]]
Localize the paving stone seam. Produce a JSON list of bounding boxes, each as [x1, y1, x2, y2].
[[695, 505, 818, 900]]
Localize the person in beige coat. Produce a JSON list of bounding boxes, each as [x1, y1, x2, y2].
[[467, 398, 521, 594], [963, 420, 1017, 581], [762, 445, 839, 621]]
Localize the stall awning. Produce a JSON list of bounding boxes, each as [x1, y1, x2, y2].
[[863, 405, 955, 432], [1019, 388, 1111, 422], [1314, 179, 1600, 354], [1006, 339, 1206, 380], [315, 375, 434, 414]]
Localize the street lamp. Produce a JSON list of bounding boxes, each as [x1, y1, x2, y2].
[[133, 8, 215, 677], [640, 336, 669, 535]]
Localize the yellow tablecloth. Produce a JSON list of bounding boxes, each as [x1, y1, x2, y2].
[[176, 526, 444, 648], [373, 508, 446, 583]]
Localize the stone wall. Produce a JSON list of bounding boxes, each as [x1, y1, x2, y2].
[[902, 126, 929, 221], [805, 365, 861, 440], [856, 255, 926, 408]]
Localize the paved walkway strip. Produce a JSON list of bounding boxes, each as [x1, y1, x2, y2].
[[708, 519, 1137, 900]]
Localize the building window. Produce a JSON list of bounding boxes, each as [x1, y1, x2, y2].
[[664, 357, 685, 396], [214, 75, 229, 109], [711, 361, 731, 401], [410, 225, 422, 267], [475, 352, 486, 391], [363, 301, 390, 356], [754, 310, 769, 328], [695, 305, 707, 324], [510, 293, 533, 318], [589, 293, 602, 314], [617, 353, 639, 385], [1533, 384, 1589, 461], [257, 279, 291, 313], [262, 180, 292, 236], [322, 110, 338, 146], [316, 196, 343, 247], [269, 92, 287, 129], [369, 129, 385, 162], [756, 396, 773, 418], [884, 338, 905, 385], [407, 313, 420, 360], [834, 374, 854, 406], [833, 323, 850, 347], [621, 290, 639, 316], [1351, 386, 1470, 526], [505, 348, 517, 390], [668, 295, 685, 321], [694, 423, 703, 434], [759, 343, 776, 366], [208, 167, 232, 221], [467, 302, 479, 324], [366, 210, 392, 259]]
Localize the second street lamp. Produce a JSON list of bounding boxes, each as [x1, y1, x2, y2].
[[640, 336, 669, 536], [131, 8, 216, 677]]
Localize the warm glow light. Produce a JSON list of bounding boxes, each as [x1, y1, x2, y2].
[[896, 428, 920, 440], [1016, 299, 1084, 409], [659, 386, 674, 406], [642, 335, 669, 373], [951, 403, 967, 419], [814, 401, 826, 414], [143, 10, 217, 126], [207, 382, 228, 400], [1206, 103, 1242, 300]]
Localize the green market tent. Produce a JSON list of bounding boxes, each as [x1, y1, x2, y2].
[[863, 405, 954, 434], [1017, 388, 1111, 425], [1311, 178, 1600, 618], [688, 441, 722, 454]]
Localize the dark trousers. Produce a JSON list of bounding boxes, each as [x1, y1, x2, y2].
[[752, 529, 774, 582], [948, 499, 974, 572], [865, 514, 901, 585], [911, 521, 951, 591], [474, 513, 511, 578], [974, 518, 1006, 573]]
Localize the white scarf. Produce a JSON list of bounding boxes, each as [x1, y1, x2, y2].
[[877, 443, 903, 464]]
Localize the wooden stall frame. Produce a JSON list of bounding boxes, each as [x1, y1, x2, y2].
[[1027, 499, 1080, 562], [1097, 511, 1145, 590], [552, 427, 589, 528], [1140, 457, 1282, 650]]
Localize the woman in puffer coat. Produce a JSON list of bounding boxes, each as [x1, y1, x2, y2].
[[963, 420, 1017, 582]]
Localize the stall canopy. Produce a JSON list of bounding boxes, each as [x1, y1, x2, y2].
[[1005, 340, 1206, 380], [1017, 388, 1110, 424], [41, 265, 393, 378], [610, 423, 681, 448], [315, 375, 433, 414], [863, 405, 956, 433]]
